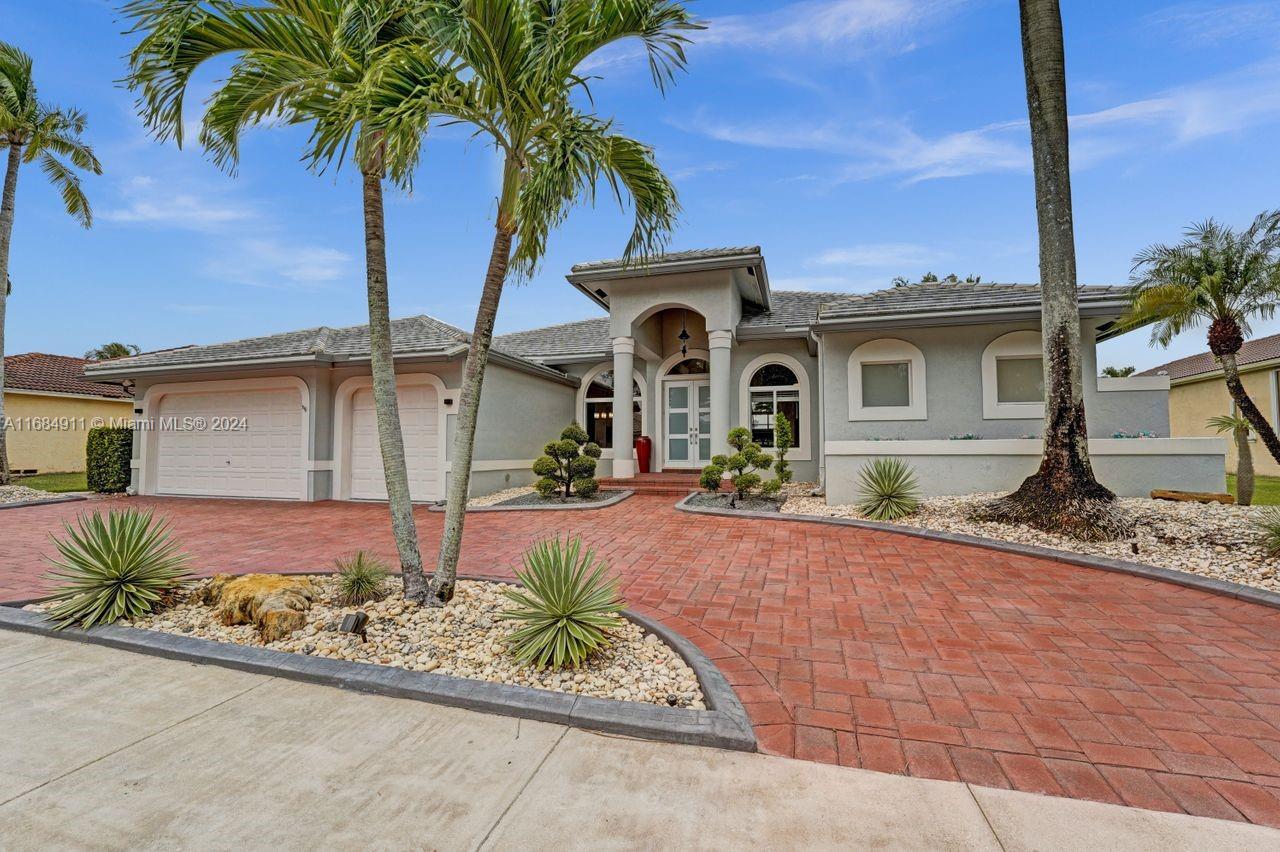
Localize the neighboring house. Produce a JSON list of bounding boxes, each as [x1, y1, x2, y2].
[[3, 353, 134, 474], [84, 247, 1225, 503], [1139, 332, 1280, 477]]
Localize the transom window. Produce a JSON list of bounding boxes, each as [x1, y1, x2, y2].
[[749, 364, 800, 448], [583, 370, 641, 449], [666, 357, 709, 375], [995, 356, 1044, 403]]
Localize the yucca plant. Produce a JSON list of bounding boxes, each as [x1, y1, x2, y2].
[[499, 537, 625, 669], [857, 457, 921, 521], [42, 509, 190, 629], [335, 550, 389, 606], [1252, 509, 1280, 558]]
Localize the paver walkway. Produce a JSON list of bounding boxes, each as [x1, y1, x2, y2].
[[3, 495, 1280, 827]]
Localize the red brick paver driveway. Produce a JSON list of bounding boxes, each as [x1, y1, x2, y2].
[[4, 495, 1280, 826]]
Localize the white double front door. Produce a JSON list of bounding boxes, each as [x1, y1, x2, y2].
[[664, 380, 712, 469]]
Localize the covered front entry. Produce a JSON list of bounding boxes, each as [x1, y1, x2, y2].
[[663, 376, 712, 469]]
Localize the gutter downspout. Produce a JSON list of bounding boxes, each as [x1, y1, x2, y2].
[[814, 330, 826, 494]]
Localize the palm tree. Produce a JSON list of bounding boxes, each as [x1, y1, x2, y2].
[[1207, 412, 1253, 505], [122, 0, 457, 599], [1123, 213, 1280, 465], [361, 0, 698, 604], [976, 1, 1128, 540], [0, 42, 101, 485], [85, 342, 141, 360]]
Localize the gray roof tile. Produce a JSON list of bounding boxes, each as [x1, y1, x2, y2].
[[495, 317, 611, 359], [739, 290, 844, 331], [570, 246, 761, 274], [817, 281, 1129, 321]]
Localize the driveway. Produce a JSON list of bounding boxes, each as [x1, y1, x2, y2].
[[2, 634, 1275, 849], [3, 495, 1280, 826]]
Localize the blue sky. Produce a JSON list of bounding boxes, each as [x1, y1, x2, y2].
[[7, 0, 1280, 371]]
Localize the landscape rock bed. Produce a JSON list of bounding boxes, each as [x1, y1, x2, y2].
[[783, 492, 1279, 593], [492, 489, 625, 507], [0, 485, 55, 505], [27, 576, 706, 708], [687, 493, 782, 513]]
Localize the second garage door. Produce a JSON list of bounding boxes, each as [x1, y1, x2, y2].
[[348, 384, 442, 502], [154, 387, 306, 499]]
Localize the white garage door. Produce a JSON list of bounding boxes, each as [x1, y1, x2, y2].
[[154, 388, 305, 499], [348, 384, 442, 502]]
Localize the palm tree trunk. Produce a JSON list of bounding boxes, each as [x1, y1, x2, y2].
[[361, 166, 426, 598], [427, 162, 518, 606], [1218, 350, 1280, 466], [0, 143, 23, 486], [976, 0, 1128, 540], [1234, 424, 1254, 506]]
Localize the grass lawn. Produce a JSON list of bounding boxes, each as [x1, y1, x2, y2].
[[15, 471, 88, 493], [1228, 473, 1280, 506]]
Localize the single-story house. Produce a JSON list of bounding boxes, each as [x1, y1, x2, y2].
[[83, 247, 1226, 503], [3, 353, 134, 474], [1139, 332, 1280, 477]]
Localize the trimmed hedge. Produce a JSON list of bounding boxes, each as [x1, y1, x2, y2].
[[86, 427, 133, 493]]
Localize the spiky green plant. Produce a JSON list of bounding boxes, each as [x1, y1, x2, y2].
[[499, 537, 625, 669], [42, 509, 190, 629], [856, 458, 920, 521], [335, 550, 389, 606], [1251, 509, 1280, 558]]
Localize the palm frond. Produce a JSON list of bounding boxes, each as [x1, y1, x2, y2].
[[38, 152, 92, 227]]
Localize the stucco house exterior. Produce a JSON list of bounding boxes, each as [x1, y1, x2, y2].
[[83, 247, 1226, 503], [1139, 332, 1280, 478], [3, 353, 134, 474]]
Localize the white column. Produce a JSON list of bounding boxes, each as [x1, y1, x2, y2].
[[708, 329, 734, 458], [612, 336, 636, 478]]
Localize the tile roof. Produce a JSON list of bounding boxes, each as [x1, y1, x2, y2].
[[739, 290, 844, 331], [1137, 331, 1280, 380], [4, 353, 132, 398], [570, 246, 762, 274], [495, 317, 611, 359], [817, 281, 1130, 321]]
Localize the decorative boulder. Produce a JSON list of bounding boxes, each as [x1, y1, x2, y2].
[[202, 574, 318, 642]]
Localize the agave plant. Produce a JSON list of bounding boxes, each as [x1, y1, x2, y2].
[[43, 509, 191, 629], [499, 537, 625, 669], [335, 550, 389, 606], [856, 457, 921, 521], [1252, 509, 1280, 559]]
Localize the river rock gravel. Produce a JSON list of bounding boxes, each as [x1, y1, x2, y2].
[[0, 485, 55, 505], [783, 492, 1279, 593], [57, 576, 706, 708]]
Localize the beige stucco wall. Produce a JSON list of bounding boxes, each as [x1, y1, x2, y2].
[[1168, 368, 1278, 477], [4, 392, 135, 473]]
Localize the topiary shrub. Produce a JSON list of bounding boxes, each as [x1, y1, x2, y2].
[[700, 427, 773, 503], [762, 412, 794, 498], [532, 423, 602, 499], [856, 457, 920, 521], [86, 426, 133, 493]]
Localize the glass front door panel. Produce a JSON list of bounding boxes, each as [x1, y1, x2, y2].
[[664, 380, 710, 468], [697, 384, 712, 461]]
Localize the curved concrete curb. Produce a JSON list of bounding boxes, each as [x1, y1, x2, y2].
[[676, 493, 1280, 611], [0, 576, 755, 753], [428, 489, 634, 513], [0, 494, 87, 511]]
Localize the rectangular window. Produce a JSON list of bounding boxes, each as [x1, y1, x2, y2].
[[996, 356, 1044, 403], [861, 362, 910, 408], [750, 390, 800, 447], [585, 401, 640, 449]]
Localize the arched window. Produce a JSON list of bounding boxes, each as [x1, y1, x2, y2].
[[666, 357, 710, 376], [582, 369, 642, 449], [847, 339, 927, 421], [982, 330, 1044, 419], [748, 364, 800, 449]]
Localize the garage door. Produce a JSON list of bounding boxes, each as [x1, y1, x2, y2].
[[348, 384, 441, 502], [154, 388, 305, 499]]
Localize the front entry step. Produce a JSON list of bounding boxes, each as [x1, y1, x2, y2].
[[599, 472, 701, 495]]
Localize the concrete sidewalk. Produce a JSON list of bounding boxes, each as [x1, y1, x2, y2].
[[1, 633, 1275, 851]]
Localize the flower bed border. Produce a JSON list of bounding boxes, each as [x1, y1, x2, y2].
[[0, 494, 87, 511], [0, 573, 754, 752], [427, 489, 634, 513], [675, 493, 1280, 611]]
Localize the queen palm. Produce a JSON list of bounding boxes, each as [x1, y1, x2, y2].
[[122, 0, 458, 598], [360, 0, 698, 603], [1122, 213, 1280, 466], [0, 42, 101, 485]]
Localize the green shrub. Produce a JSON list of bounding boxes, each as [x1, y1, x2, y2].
[[43, 509, 191, 629], [499, 537, 625, 669], [700, 465, 724, 492], [773, 412, 794, 486], [531, 423, 602, 499], [1251, 509, 1280, 558], [335, 551, 389, 606], [856, 457, 920, 521], [699, 427, 773, 501], [86, 426, 133, 493]]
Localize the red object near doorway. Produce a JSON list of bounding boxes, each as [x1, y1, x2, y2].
[[634, 436, 652, 473]]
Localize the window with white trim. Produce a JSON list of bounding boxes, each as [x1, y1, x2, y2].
[[748, 364, 800, 449], [982, 330, 1044, 419], [583, 370, 641, 449], [848, 339, 927, 421]]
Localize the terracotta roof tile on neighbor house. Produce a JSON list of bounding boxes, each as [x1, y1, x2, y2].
[[3, 353, 132, 399], [1137, 331, 1280, 381]]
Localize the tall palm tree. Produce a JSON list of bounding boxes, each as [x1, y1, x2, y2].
[[0, 42, 101, 485], [85, 342, 141, 360], [122, 0, 457, 599], [977, 0, 1129, 540], [1122, 213, 1280, 465], [361, 0, 697, 604]]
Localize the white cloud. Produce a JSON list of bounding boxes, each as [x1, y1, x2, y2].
[[812, 242, 948, 267], [102, 176, 252, 230], [205, 239, 352, 289], [1144, 2, 1280, 46]]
